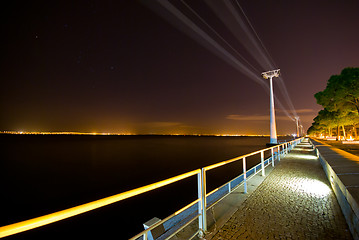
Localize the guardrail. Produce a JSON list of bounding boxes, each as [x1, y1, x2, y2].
[[0, 137, 304, 239]]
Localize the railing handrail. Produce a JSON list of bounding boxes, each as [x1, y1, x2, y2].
[[0, 169, 200, 238], [0, 137, 304, 239], [134, 138, 303, 239], [204, 143, 286, 171]]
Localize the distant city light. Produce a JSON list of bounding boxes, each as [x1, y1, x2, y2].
[[0, 131, 132, 136], [0, 131, 295, 137]]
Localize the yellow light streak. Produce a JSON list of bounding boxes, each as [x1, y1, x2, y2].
[[204, 146, 276, 171], [207, 188, 219, 196], [0, 169, 200, 238], [204, 139, 303, 171]]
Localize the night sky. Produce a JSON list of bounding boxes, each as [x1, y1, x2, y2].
[[1, 1, 358, 135]]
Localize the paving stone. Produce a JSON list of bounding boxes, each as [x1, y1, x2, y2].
[[210, 139, 352, 240]]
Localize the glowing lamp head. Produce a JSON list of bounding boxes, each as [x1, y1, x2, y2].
[[261, 69, 280, 79]]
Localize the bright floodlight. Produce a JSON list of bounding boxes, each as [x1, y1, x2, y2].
[[261, 69, 280, 79], [262, 69, 280, 145]]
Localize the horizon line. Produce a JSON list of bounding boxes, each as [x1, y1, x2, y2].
[[0, 131, 296, 137]]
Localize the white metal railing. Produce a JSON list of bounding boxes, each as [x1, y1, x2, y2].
[[0, 137, 304, 239]]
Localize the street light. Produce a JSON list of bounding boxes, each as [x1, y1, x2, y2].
[[295, 117, 300, 138], [300, 125, 304, 137], [262, 69, 280, 145]]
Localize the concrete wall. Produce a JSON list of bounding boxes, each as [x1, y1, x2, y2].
[[311, 139, 359, 240]]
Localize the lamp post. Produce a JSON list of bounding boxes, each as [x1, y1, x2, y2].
[[295, 117, 300, 138], [300, 125, 303, 137], [262, 69, 280, 145]]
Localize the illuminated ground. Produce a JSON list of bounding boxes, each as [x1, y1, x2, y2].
[[210, 139, 352, 239]]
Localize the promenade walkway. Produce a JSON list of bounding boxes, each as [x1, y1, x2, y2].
[[210, 138, 352, 239]]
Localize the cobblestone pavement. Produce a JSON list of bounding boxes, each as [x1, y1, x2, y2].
[[210, 139, 352, 240]]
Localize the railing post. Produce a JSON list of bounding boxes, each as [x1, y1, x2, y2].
[[198, 169, 207, 236], [261, 151, 265, 176], [277, 146, 281, 161], [271, 148, 274, 166], [243, 157, 247, 193], [285, 143, 288, 154], [287, 143, 289, 154]]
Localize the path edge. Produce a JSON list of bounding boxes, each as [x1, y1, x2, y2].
[[311, 139, 359, 240]]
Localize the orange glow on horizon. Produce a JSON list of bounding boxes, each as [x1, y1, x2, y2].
[[0, 131, 295, 137]]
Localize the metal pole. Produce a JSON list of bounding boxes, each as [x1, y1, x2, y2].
[[277, 146, 281, 161], [286, 143, 288, 154], [288, 143, 289, 153], [295, 117, 299, 138], [197, 172, 202, 235], [269, 76, 278, 144], [261, 151, 265, 176], [197, 169, 207, 236], [262, 69, 280, 145], [271, 148, 274, 166], [243, 157, 247, 193], [300, 125, 303, 137]]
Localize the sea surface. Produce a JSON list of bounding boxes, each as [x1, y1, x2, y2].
[[1, 134, 293, 239]]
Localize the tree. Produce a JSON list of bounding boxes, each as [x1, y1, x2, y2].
[[315, 68, 359, 115], [307, 123, 325, 137], [313, 109, 337, 137], [311, 67, 359, 139], [340, 68, 359, 114], [343, 111, 359, 138]]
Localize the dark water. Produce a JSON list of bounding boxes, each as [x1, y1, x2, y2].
[[1, 135, 292, 239]]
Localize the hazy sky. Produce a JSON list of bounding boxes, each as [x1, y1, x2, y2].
[[1, 1, 358, 135]]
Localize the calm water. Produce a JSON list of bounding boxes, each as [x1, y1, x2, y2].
[[1, 134, 292, 239]]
